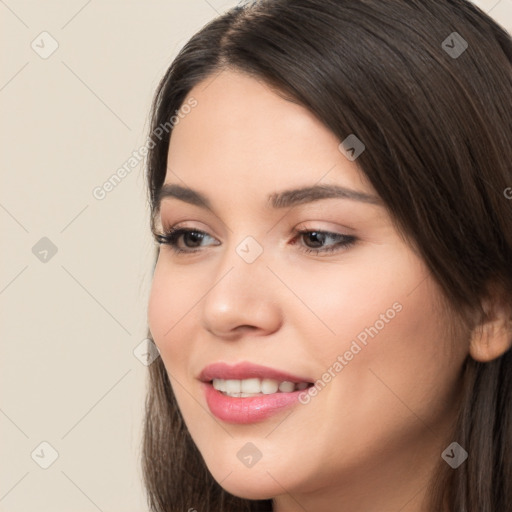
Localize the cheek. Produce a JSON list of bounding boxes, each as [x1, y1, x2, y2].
[[288, 244, 465, 408], [278, 246, 419, 361], [147, 260, 171, 342], [316, 262, 465, 431], [147, 257, 198, 369]]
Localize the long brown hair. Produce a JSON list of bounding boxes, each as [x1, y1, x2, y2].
[[141, 1, 512, 510]]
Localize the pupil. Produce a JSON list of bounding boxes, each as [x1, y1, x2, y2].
[[185, 232, 202, 247], [307, 232, 324, 247]]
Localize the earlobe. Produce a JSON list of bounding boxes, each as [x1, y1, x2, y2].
[[469, 322, 512, 362], [468, 289, 512, 363]]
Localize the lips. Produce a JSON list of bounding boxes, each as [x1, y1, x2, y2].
[[198, 361, 313, 384], [198, 362, 314, 424]]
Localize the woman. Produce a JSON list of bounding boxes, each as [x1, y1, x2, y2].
[[142, 1, 512, 510]]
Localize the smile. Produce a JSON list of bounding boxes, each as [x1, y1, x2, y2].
[[212, 377, 310, 397], [198, 362, 314, 423]]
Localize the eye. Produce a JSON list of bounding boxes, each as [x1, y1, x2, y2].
[[153, 227, 357, 256], [291, 229, 357, 255], [154, 227, 218, 254]]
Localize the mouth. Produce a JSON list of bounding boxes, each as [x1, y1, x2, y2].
[[210, 377, 313, 397], [199, 360, 313, 380], [198, 362, 315, 423]]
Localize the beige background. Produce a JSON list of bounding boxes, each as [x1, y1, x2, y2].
[[1, 1, 510, 511]]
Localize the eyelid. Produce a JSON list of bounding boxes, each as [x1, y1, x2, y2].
[[157, 219, 355, 239], [161, 220, 216, 236], [295, 220, 356, 235]]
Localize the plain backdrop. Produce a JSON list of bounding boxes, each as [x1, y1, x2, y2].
[[1, 1, 511, 510]]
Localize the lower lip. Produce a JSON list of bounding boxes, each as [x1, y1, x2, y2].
[[202, 382, 307, 424]]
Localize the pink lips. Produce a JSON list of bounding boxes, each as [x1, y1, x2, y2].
[[198, 361, 313, 424], [198, 361, 311, 384]]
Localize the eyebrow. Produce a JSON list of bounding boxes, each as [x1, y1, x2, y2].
[[156, 183, 382, 210]]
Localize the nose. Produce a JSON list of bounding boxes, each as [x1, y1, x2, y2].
[[200, 239, 283, 340]]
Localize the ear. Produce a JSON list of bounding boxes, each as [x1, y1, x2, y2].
[[469, 281, 512, 362]]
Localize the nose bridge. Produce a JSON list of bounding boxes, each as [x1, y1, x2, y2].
[[200, 231, 282, 336], [214, 224, 270, 283], [208, 231, 269, 305]]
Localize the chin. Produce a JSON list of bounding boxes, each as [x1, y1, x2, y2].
[[214, 476, 277, 501], [202, 455, 291, 500]]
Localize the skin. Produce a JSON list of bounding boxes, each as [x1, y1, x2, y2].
[[147, 68, 509, 512]]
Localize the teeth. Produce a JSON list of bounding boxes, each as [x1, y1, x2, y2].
[[241, 378, 260, 393], [212, 378, 310, 396], [278, 381, 295, 393], [261, 378, 279, 394], [225, 379, 241, 394], [212, 379, 224, 391]]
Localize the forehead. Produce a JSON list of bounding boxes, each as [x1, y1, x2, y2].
[[165, 68, 373, 199]]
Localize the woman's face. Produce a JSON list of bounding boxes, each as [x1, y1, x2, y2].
[[148, 69, 469, 509]]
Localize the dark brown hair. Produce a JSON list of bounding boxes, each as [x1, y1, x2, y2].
[[141, 1, 512, 510]]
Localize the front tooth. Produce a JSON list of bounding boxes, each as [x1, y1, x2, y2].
[[225, 379, 241, 393], [212, 379, 226, 392], [278, 381, 295, 393], [241, 378, 261, 393], [261, 378, 279, 394]]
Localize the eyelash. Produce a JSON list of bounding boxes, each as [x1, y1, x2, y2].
[[154, 227, 356, 256]]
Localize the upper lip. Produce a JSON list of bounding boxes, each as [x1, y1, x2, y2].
[[198, 362, 313, 384]]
